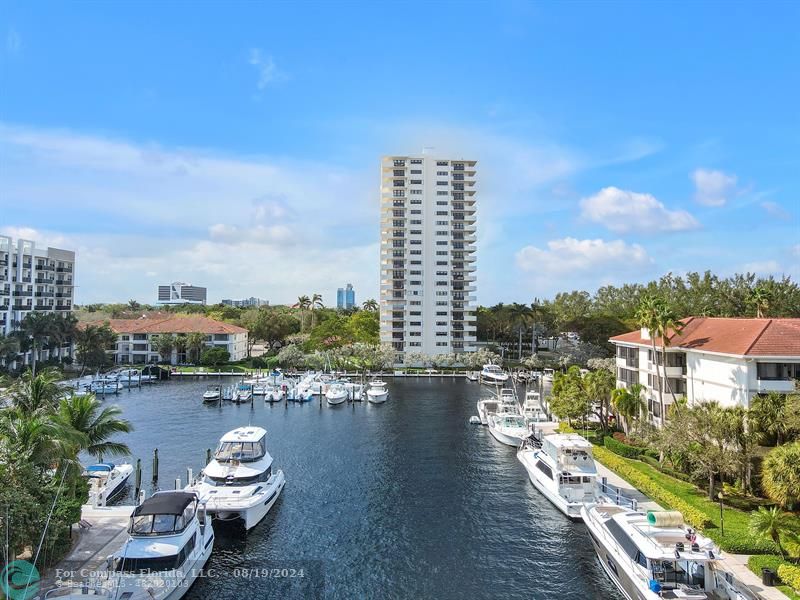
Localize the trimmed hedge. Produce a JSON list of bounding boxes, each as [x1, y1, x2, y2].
[[705, 529, 777, 555], [779, 564, 800, 594], [604, 435, 645, 458], [593, 446, 711, 530]]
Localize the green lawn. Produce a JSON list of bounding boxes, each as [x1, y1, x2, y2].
[[747, 556, 800, 600], [595, 451, 796, 554]]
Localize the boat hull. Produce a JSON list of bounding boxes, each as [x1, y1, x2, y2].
[[193, 471, 286, 531], [518, 451, 583, 520], [487, 425, 525, 447], [367, 390, 388, 403]]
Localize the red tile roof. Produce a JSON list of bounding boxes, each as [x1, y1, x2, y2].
[[106, 315, 247, 335], [610, 317, 800, 357]]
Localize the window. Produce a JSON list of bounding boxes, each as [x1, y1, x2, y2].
[[410, 250, 422, 255], [436, 181, 448, 186], [436, 311, 447, 316], [535, 460, 553, 480], [410, 260, 421, 264], [410, 159, 422, 164], [436, 231, 448, 236], [436, 161, 449, 166], [410, 220, 422, 224], [436, 271, 448, 275], [411, 209, 421, 214], [757, 362, 800, 380], [436, 301, 447, 306], [436, 251, 447, 255], [436, 191, 448, 196], [410, 270, 421, 275], [436, 171, 448, 176], [436, 220, 448, 225], [393, 190, 404, 197], [410, 321, 421, 326], [410, 229, 422, 235], [410, 332, 421, 337], [436, 342, 447, 347], [410, 300, 421, 305], [410, 199, 422, 204], [410, 179, 422, 185], [436, 281, 448, 286], [410, 189, 422, 195], [410, 169, 422, 174], [436, 321, 447, 326], [410, 280, 421, 286], [393, 180, 405, 187], [436, 211, 448, 216], [436, 241, 447, 245], [409, 342, 421, 347], [436, 200, 448, 205], [410, 240, 421, 245], [393, 160, 406, 166], [410, 311, 421, 316], [436, 291, 448, 296]]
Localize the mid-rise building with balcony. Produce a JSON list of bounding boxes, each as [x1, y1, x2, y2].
[[157, 282, 207, 305], [0, 235, 75, 335], [610, 317, 800, 425], [379, 155, 478, 362]]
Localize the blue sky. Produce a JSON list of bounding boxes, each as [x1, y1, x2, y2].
[[1, 1, 798, 305]]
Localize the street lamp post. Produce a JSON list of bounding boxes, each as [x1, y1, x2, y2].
[[718, 491, 724, 536]]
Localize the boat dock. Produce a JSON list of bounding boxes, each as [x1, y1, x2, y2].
[[40, 505, 134, 593]]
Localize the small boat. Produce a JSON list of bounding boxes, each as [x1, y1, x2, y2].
[[542, 368, 555, 381], [288, 386, 314, 402], [469, 416, 481, 424], [518, 433, 600, 519], [476, 398, 499, 425], [85, 462, 133, 506], [252, 382, 267, 396], [366, 380, 388, 403], [264, 385, 284, 403], [487, 412, 529, 447], [582, 504, 753, 600], [88, 378, 121, 395], [185, 426, 285, 531], [202, 384, 221, 402], [480, 363, 509, 384], [466, 371, 479, 382], [234, 383, 252, 403], [221, 385, 234, 401], [325, 383, 348, 405]]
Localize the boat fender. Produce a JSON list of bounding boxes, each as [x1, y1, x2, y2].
[[648, 580, 661, 593]]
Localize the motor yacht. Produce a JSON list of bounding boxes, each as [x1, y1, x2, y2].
[[85, 462, 133, 506], [523, 390, 548, 422], [185, 427, 285, 531], [88, 379, 122, 395], [466, 371, 479, 382], [582, 504, 755, 600], [264, 384, 284, 403], [202, 385, 221, 403], [518, 433, 600, 519], [480, 364, 509, 384], [46, 491, 214, 600], [487, 411, 529, 447], [233, 383, 252, 403], [325, 383, 348, 405], [366, 380, 388, 403]]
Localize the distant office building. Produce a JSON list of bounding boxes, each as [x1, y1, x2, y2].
[[221, 297, 269, 308], [379, 155, 478, 362], [157, 282, 207, 305], [0, 235, 76, 366], [337, 283, 355, 310]]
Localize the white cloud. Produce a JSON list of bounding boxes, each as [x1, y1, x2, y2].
[[515, 237, 651, 274], [793, 244, 800, 258], [761, 200, 790, 220], [248, 48, 283, 91], [740, 260, 781, 274], [580, 186, 699, 234], [6, 29, 21, 54], [0, 123, 378, 304], [691, 168, 737, 206]]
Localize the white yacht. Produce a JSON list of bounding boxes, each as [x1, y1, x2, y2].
[[518, 433, 599, 519], [88, 379, 121, 395], [480, 364, 509, 384], [523, 390, 548, 422], [476, 397, 500, 425], [325, 383, 348, 405], [186, 427, 285, 531], [252, 382, 267, 396], [264, 385, 284, 403], [582, 504, 754, 600], [466, 371, 479, 382], [47, 491, 214, 600], [202, 385, 220, 402], [221, 385, 234, 402], [542, 368, 555, 381], [85, 462, 133, 506], [366, 380, 388, 403], [487, 412, 529, 447], [233, 383, 252, 403]]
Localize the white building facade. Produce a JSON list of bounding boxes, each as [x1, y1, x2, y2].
[[379, 155, 478, 363], [1, 235, 76, 336], [611, 317, 800, 425], [109, 315, 248, 364]]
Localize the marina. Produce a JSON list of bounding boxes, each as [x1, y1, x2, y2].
[[58, 377, 620, 600]]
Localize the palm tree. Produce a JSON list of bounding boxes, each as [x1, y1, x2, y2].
[[9, 367, 64, 415], [310, 294, 324, 328], [185, 332, 206, 364], [635, 295, 664, 421], [749, 285, 772, 318], [127, 299, 141, 311], [149, 334, 176, 364], [749, 506, 798, 558], [362, 299, 379, 312], [19, 311, 58, 376], [174, 334, 187, 363], [761, 441, 800, 510], [0, 409, 78, 471], [508, 302, 534, 359], [0, 333, 20, 368], [56, 394, 132, 459], [750, 391, 789, 445], [611, 383, 645, 434], [295, 295, 311, 332]]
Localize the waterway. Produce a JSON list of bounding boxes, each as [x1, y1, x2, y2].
[[102, 377, 620, 599]]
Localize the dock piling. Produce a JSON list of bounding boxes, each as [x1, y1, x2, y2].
[[206, 448, 211, 465], [152, 448, 159, 482], [134, 458, 142, 494], [187, 468, 193, 485], [175, 478, 181, 490]]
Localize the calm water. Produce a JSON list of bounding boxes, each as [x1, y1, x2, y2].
[[101, 377, 621, 600]]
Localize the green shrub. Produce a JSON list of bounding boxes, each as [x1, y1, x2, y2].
[[747, 554, 785, 575], [593, 446, 710, 530], [603, 435, 645, 458], [557, 422, 576, 434], [778, 564, 800, 593], [706, 529, 777, 554]]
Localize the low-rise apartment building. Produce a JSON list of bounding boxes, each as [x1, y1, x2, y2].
[[108, 314, 248, 364], [610, 317, 800, 425]]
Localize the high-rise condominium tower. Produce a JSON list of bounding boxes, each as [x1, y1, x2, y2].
[[379, 155, 477, 363]]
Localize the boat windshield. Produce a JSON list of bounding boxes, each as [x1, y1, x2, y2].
[[215, 439, 266, 463], [650, 559, 706, 589], [205, 466, 272, 486], [484, 366, 503, 374], [502, 416, 526, 428], [130, 504, 196, 535]]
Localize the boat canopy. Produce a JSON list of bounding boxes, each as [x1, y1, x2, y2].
[[130, 492, 198, 535], [134, 492, 196, 517], [86, 463, 115, 472]]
